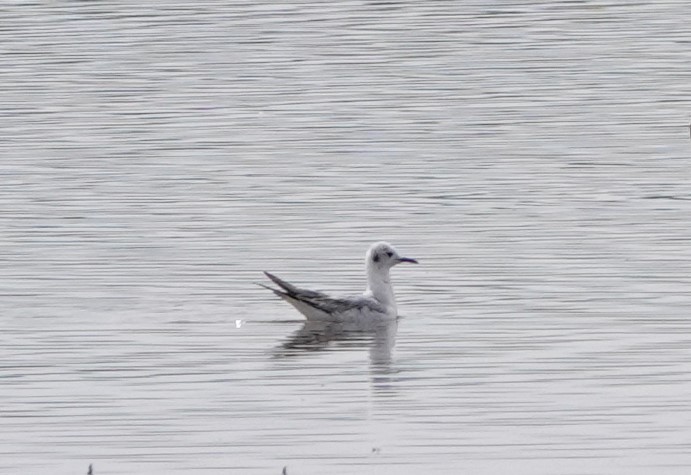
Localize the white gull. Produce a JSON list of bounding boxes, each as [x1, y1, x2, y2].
[[261, 241, 417, 322]]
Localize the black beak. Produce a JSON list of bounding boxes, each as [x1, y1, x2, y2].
[[397, 257, 418, 264]]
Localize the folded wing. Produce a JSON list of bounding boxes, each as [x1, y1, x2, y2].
[[261, 271, 384, 321]]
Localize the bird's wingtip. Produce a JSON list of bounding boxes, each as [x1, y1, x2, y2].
[[256, 281, 288, 298], [263, 271, 292, 289]]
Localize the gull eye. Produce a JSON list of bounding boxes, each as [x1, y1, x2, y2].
[[386, 251, 393, 258]]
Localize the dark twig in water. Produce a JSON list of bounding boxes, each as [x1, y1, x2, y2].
[[282, 466, 288, 475], [87, 464, 93, 475]]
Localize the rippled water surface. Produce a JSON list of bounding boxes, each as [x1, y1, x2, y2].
[[3, 2, 691, 474]]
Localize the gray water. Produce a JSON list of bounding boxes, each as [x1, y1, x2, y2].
[[2, 1, 691, 474]]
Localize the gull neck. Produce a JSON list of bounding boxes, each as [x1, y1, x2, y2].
[[366, 265, 396, 310]]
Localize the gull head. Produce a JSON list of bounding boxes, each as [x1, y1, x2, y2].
[[366, 241, 418, 271]]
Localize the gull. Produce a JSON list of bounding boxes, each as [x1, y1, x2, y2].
[[261, 242, 418, 322]]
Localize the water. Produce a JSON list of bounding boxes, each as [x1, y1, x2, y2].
[[2, 1, 691, 474]]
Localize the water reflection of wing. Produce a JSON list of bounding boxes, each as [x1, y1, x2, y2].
[[274, 319, 398, 364]]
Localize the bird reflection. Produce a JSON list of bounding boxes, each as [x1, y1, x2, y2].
[[274, 319, 398, 369]]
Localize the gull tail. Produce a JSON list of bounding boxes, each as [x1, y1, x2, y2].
[[264, 271, 300, 294], [257, 272, 297, 299], [262, 271, 323, 299], [259, 271, 333, 321], [256, 281, 287, 298]]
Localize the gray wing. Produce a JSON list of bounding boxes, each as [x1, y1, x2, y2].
[[261, 271, 385, 317]]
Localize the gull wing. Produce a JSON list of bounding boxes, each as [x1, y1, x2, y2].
[[261, 271, 384, 321]]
